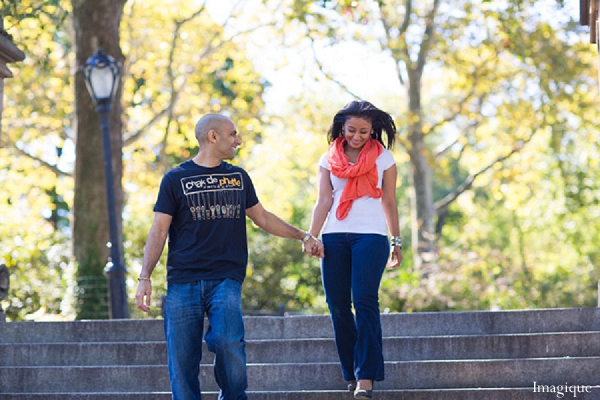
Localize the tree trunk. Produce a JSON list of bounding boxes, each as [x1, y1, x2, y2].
[[406, 66, 438, 274], [71, 0, 126, 319]]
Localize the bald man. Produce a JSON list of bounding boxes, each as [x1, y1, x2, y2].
[[135, 113, 323, 400]]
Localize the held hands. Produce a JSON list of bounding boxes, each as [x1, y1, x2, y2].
[[302, 235, 324, 258], [135, 278, 152, 312]]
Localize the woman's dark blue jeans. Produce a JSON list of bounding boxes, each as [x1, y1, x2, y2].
[[321, 233, 389, 383]]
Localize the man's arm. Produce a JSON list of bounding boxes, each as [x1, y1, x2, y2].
[[135, 212, 172, 312], [246, 202, 324, 257]]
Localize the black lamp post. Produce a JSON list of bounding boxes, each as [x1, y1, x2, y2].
[[82, 49, 129, 319]]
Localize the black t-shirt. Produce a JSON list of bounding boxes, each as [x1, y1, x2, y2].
[[153, 160, 259, 284]]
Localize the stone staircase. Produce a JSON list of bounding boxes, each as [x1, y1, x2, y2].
[[2, 308, 600, 399]]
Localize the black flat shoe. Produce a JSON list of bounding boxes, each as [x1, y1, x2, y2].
[[354, 389, 373, 399], [354, 380, 374, 399], [347, 381, 357, 392]]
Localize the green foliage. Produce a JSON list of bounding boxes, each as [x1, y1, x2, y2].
[[121, 0, 267, 166], [0, 147, 75, 320], [428, 129, 600, 311], [244, 228, 326, 313], [1, 0, 68, 30], [2, 0, 600, 321], [240, 107, 328, 313]]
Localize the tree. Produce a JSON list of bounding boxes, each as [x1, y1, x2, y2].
[[70, 0, 127, 319], [2, 0, 598, 319]]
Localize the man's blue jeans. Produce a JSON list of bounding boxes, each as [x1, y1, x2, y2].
[[321, 233, 388, 383], [163, 279, 248, 400]]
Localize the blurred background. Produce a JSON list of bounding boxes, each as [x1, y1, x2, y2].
[[0, 0, 598, 321]]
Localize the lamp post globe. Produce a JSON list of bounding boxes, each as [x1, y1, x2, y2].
[[82, 48, 129, 319], [83, 49, 120, 106]]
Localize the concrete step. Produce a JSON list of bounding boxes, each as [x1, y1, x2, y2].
[[1, 388, 600, 400], [2, 308, 600, 344], [4, 331, 600, 367], [2, 357, 600, 393], [3, 308, 600, 399]]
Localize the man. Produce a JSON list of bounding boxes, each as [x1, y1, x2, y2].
[[135, 113, 323, 400]]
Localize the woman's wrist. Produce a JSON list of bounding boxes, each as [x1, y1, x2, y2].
[[390, 236, 402, 249]]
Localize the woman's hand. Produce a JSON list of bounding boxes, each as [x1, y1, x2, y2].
[[387, 246, 403, 269], [303, 236, 325, 258]]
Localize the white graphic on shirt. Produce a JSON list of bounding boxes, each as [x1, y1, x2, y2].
[[181, 173, 244, 220]]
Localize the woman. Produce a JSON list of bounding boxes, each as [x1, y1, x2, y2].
[[308, 100, 402, 399]]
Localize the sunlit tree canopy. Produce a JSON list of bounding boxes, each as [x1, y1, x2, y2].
[[0, 0, 598, 320]]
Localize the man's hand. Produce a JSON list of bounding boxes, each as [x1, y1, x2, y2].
[[135, 280, 152, 312]]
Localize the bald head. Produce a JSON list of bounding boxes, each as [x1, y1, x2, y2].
[[194, 114, 233, 146]]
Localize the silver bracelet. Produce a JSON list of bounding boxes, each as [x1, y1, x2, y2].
[[390, 236, 402, 248], [138, 277, 151, 283]]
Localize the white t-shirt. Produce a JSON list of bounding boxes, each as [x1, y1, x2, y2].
[[319, 148, 396, 236]]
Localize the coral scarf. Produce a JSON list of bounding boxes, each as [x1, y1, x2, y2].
[[327, 137, 383, 220]]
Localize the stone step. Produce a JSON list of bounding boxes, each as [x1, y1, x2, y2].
[[3, 308, 599, 399], [3, 331, 600, 367], [1, 387, 599, 400], [2, 358, 600, 393], [2, 308, 599, 344]]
